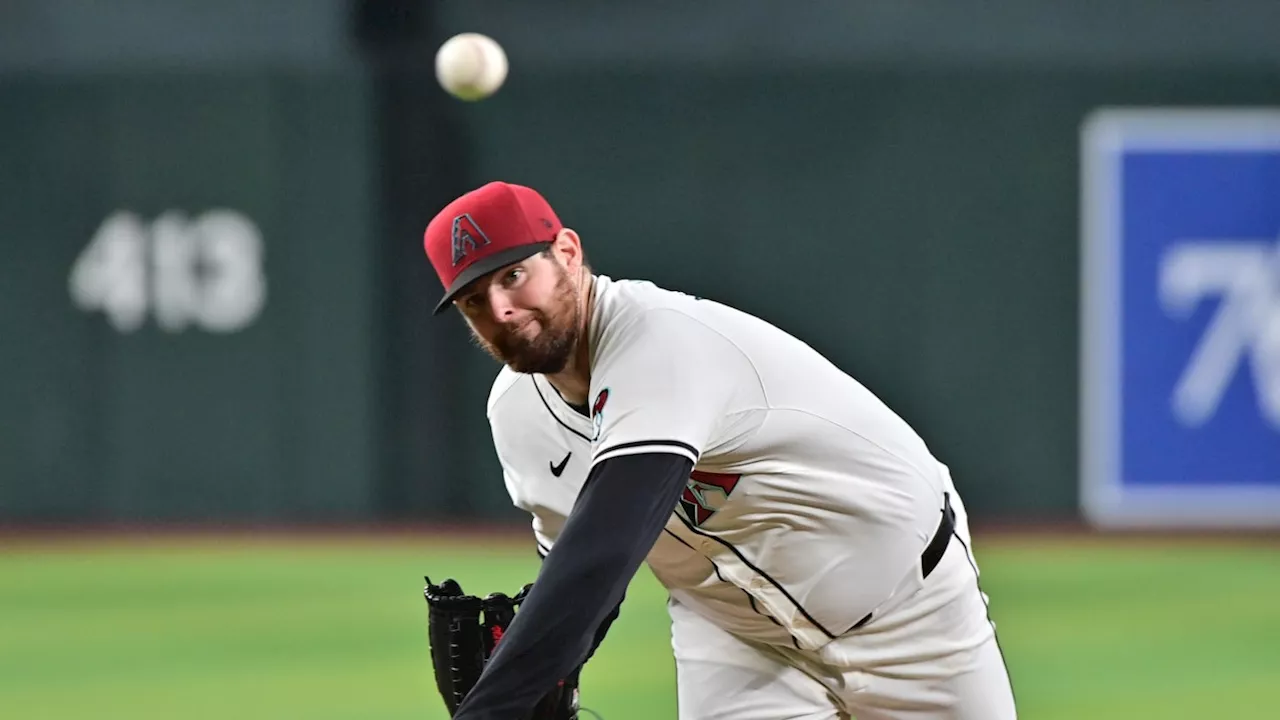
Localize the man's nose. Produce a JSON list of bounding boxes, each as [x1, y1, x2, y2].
[[487, 288, 517, 322]]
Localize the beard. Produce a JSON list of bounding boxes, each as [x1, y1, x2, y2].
[[472, 267, 581, 374]]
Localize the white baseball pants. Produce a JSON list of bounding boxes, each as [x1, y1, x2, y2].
[[669, 484, 1017, 720]]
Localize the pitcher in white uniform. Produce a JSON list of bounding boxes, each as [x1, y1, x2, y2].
[[423, 181, 1018, 720]]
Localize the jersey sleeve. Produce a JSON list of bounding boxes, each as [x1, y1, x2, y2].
[[589, 308, 747, 466], [531, 514, 556, 558]]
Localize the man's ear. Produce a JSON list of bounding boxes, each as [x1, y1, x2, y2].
[[551, 228, 583, 270]]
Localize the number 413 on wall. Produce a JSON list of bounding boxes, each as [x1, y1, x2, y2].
[[69, 209, 267, 334]]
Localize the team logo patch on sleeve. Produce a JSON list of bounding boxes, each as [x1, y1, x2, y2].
[[590, 387, 610, 440], [679, 471, 741, 526]]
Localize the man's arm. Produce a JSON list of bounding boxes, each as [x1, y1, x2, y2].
[[534, 535, 624, 665], [452, 451, 694, 719]]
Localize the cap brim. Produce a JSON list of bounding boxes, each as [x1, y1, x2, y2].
[[433, 242, 552, 315]]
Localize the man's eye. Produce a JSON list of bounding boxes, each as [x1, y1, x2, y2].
[[505, 268, 524, 284]]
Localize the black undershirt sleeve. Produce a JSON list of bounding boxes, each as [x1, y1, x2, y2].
[[452, 451, 695, 719], [535, 540, 623, 663]]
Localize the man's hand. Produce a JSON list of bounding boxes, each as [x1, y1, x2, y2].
[[423, 576, 580, 719]]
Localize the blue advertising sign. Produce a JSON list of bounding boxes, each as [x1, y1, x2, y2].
[[1081, 108, 1280, 528]]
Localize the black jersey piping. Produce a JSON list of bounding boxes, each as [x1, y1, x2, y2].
[[661, 528, 801, 648], [529, 376, 592, 442], [671, 513, 839, 641], [594, 439, 700, 463], [955, 530, 1018, 707]]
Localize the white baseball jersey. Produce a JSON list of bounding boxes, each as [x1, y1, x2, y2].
[[489, 275, 958, 653]]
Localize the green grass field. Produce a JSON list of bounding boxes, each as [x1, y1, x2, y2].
[[2, 533, 1278, 719]]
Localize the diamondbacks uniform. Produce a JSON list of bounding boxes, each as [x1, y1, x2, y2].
[[485, 275, 1017, 719]]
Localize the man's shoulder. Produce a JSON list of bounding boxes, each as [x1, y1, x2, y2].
[[597, 275, 696, 310], [593, 275, 834, 385], [595, 275, 766, 347], [595, 276, 716, 335]]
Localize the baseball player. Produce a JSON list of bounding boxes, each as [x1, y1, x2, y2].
[[421, 181, 1018, 719]]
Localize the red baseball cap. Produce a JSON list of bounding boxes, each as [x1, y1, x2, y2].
[[424, 181, 564, 314]]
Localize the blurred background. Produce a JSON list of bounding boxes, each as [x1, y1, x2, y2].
[[2, 1, 1278, 718]]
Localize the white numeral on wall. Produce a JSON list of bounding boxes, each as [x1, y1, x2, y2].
[[70, 209, 267, 334], [1160, 239, 1280, 430]]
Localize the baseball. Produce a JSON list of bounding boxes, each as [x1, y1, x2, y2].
[[434, 33, 508, 101]]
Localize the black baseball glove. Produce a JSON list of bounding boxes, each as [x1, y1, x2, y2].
[[423, 576, 581, 719]]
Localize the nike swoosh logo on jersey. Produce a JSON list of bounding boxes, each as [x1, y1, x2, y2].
[[549, 452, 572, 477]]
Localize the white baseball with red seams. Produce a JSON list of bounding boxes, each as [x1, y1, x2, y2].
[[434, 32, 508, 101], [487, 275, 1018, 719]]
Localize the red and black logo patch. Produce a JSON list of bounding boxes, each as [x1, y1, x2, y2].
[[591, 388, 610, 417], [679, 471, 741, 526], [590, 388, 610, 441]]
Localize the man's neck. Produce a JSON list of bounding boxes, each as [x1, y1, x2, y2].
[[544, 271, 595, 406]]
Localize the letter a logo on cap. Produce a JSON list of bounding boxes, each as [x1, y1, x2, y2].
[[451, 213, 491, 266]]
